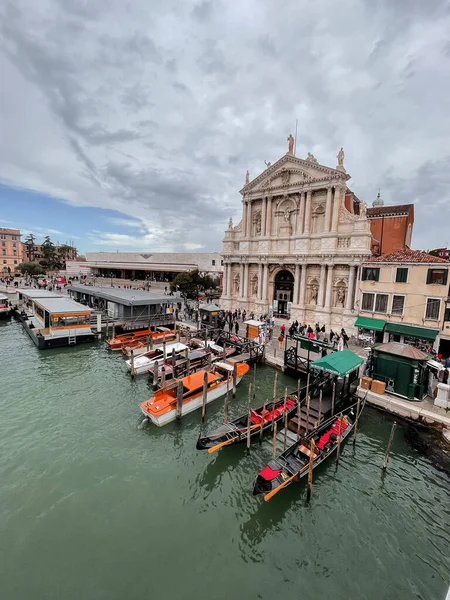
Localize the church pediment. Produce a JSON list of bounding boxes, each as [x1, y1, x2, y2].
[[240, 154, 349, 195]]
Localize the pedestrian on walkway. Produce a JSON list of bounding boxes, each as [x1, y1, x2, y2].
[[234, 321, 239, 335]]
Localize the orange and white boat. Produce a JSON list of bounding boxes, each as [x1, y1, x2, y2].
[[106, 328, 175, 351], [140, 362, 250, 427], [122, 331, 176, 356]]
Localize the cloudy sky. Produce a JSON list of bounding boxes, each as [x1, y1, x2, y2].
[[1, 0, 449, 253]]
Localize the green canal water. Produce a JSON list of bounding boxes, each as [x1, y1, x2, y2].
[[0, 319, 449, 600]]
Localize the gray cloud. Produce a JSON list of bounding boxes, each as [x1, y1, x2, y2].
[[0, 0, 449, 252]]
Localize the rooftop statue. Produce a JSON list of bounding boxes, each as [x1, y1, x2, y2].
[[287, 134, 294, 155], [337, 147, 345, 166]]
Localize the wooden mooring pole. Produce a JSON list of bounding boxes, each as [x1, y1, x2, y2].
[[307, 439, 315, 502], [201, 370, 208, 423], [272, 419, 277, 458], [163, 334, 167, 363], [246, 383, 253, 450], [318, 389, 323, 425], [260, 399, 267, 443], [382, 421, 397, 470], [283, 388, 288, 451], [232, 363, 237, 398], [336, 413, 343, 465], [252, 363, 257, 398], [161, 366, 166, 390], [305, 394, 311, 432], [331, 380, 336, 417], [353, 396, 361, 446], [176, 381, 183, 421], [296, 377, 302, 439], [224, 376, 230, 424], [130, 349, 135, 378], [153, 360, 159, 387]]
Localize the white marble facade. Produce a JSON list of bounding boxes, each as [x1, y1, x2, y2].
[[220, 143, 372, 333]]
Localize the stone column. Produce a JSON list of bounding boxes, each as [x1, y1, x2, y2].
[[324, 264, 333, 308], [262, 264, 269, 301], [299, 264, 307, 308], [318, 264, 326, 307], [331, 186, 342, 232], [304, 190, 312, 234], [293, 264, 300, 305], [296, 192, 305, 234], [266, 198, 272, 236], [261, 198, 267, 237], [246, 202, 252, 238], [222, 263, 227, 297], [257, 263, 263, 300], [346, 265, 356, 310], [243, 263, 249, 299], [242, 201, 247, 237], [226, 263, 232, 297], [325, 186, 333, 232], [239, 263, 244, 298]]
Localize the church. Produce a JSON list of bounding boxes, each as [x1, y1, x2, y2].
[[220, 136, 373, 334]]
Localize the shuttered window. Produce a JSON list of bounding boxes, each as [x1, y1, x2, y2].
[[361, 293, 375, 311], [391, 295, 405, 315], [374, 294, 388, 314], [425, 298, 440, 320], [395, 268, 408, 283]]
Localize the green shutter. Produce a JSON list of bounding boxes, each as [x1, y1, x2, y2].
[[396, 268, 408, 283], [443, 269, 448, 286], [426, 269, 432, 284]]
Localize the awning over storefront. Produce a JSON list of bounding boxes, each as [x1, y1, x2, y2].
[[385, 323, 439, 341], [310, 350, 364, 377], [354, 317, 386, 332]]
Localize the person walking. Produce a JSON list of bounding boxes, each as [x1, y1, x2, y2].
[[234, 320, 239, 335]]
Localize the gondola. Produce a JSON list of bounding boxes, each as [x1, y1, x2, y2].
[[196, 374, 326, 453], [252, 396, 365, 501]]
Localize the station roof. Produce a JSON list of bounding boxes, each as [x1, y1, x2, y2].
[[373, 342, 428, 360], [67, 284, 169, 306], [34, 297, 93, 314], [17, 289, 64, 298], [311, 350, 363, 377]]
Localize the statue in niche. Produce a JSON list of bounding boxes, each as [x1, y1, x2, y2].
[[360, 202, 367, 218], [228, 217, 233, 230], [234, 275, 240, 295], [283, 208, 291, 223], [287, 134, 295, 154], [337, 287, 346, 306], [245, 170, 250, 185], [264, 160, 271, 169], [252, 276, 258, 296], [254, 211, 261, 234], [337, 147, 345, 166], [310, 285, 319, 304]]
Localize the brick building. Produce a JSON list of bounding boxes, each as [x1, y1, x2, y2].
[[0, 228, 21, 274], [367, 202, 414, 256]]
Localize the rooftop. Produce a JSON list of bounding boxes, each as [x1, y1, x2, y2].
[[369, 248, 450, 264], [0, 228, 21, 235], [18, 289, 64, 298], [67, 284, 169, 306], [34, 297, 93, 314], [374, 342, 428, 360], [366, 204, 413, 218]]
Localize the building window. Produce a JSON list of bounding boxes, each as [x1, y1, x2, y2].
[[1, 242, 5, 247], [0, 235, 5, 240], [444, 308, 450, 322], [11, 236, 17, 241], [212, 260, 215, 266], [14, 260, 17, 265], [391, 295, 405, 315], [361, 292, 375, 311], [395, 268, 408, 283], [2, 260, 6, 264], [12, 242, 16, 247], [221, 260, 223, 266], [13, 250, 16, 255], [374, 294, 388, 313], [425, 298, 440, 320], [362, 267, 380, 281], [1, 249, 5, 255], [426, 268, 448, 285]]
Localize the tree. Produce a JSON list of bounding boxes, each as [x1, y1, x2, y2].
[[18, 262, 45, 276], [58, 244, 76, 266], [40, 236, 60, 271], [170, 269, 217, 300], [24, 233, 36, 262]]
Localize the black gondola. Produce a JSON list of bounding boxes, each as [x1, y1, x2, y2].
[[253, 396, 365, 501], [195, 374, 327, 453]]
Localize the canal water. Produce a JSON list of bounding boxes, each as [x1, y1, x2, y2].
[[0, 319, 449, 600]]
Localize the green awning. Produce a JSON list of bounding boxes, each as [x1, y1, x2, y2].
[[310, 350, 364, 377], [385, 323, 439, 341], [354, 317, 386, 332]]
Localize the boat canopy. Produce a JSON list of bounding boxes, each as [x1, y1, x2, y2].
[[311, 350, 363, 377], [183, 371, 219, 392]]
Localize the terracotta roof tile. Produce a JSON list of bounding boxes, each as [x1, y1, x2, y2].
[[375, 342, 428, 360], [0, 228, 21, 235], [367, 204, 414, 218], [369, 248, 450, 264]]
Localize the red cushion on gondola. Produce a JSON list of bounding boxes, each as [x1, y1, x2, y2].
[[259, 465, 281, 480], [250, 410, 262, 424]]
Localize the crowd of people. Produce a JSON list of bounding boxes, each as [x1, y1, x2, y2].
[[282, 320, 350, 350]]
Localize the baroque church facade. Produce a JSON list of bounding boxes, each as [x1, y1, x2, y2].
[[220, 137, 372, 333]]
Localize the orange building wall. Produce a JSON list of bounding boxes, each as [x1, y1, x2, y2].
[[370, 215, 410, 255]]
